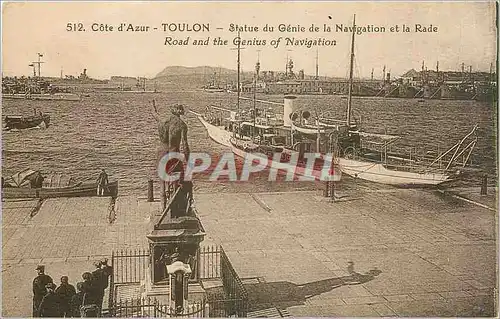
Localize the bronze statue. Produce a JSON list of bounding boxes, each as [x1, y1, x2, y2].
[[152, 100, 193, 215], [152, 101, 190, 157]]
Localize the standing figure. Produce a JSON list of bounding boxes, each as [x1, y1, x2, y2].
[[96, 169, 109, 196], [70, 283, 85, 317], [30, 171, 45, 189], [91, 261, 105, 311], [152, 103, 190, 158], [38, 283, 61, 317], [100, 258, 113, 291], [81, 272, 97, 305], [152, 102, 191, 209], [91, 259, 112, 311], [33, 265, 53, 317], [55, 276, 76, 317]]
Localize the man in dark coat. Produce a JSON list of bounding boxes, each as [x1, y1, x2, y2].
[[91, 260, 106, 311], [100, 258, 113, 293], [91, 258, 113, 311], [38, 283, 61, 317], [70, 282, 85, 317], [33, 265, 54, 317], [55, 276, 76, 317], [81, 272, 97, 305]]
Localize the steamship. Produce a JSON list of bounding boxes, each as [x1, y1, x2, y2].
[[289, 15, 478, 186], [198, 15, 479, 187]]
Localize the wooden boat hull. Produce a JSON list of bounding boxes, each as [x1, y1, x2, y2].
[[2, 181, 118, 199], [203, 88, 225, 93], [338, 157, 450, 186], [198, 116, 233, 147], [3, 93, 81, 101], [4, 114, 51, 130], [230, 139, 341, 181], [94, 90, 160, 94]]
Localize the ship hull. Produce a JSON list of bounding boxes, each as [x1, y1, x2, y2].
[[203, 88, 225, 93], [2, 181, 118, 199], [3, 93, 81, 101], [230, 139, 341, 181], [198, 116, 233, 147], [338, 157, 450, 186], [4, 114, 51, 130]]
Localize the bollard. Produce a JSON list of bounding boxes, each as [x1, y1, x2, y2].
[[324, 181, 329, 197], [147, 180, 154, 202], [480, 174, 487, 196], [330, 181, 335, 201], [160, 181, 167, 211]]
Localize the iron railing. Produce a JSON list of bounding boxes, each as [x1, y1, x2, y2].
[[220, 247, 248, 317], [110, 297, 206, 318], [111, 249, 149, 284], [198, 245, 221, 279], [108, 245, 248, 317], [108, 296, 248, 318]]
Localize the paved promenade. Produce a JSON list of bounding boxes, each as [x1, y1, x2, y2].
[[2, 196, 153, 317], [2, 184, 497, 317], [195, 187, 497, 317]]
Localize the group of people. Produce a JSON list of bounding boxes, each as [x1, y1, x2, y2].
[[33, 260, 113, 317]]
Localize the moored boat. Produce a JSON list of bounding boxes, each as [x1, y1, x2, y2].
[[4, 113, 51, 130], [198, 114, 234, 147], [2, 181, 119, 199], [203, 87, 225, 93], [229, 136, 341, 181], [3, 93, 81, 101], [2, 169, 118, 199], [289, 14, 479, 187]]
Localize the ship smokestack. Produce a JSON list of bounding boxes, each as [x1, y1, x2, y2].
[[283, 95, 297, 127]]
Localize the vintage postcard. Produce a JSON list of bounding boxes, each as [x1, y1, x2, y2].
[[1, 1, 498, 317]]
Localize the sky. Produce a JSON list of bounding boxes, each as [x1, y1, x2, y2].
[[1, 1, 497, 79]]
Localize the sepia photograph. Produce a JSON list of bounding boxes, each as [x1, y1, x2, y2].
[[1, 1, 498, 317]]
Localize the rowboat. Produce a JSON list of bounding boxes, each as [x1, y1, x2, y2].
[[2, 181, 119, 199], [4, 113, 50, 130], [2, 169, 118, 199]]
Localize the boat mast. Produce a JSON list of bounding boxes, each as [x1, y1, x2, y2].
[[237, 30, 241, 113], [253, 75, 256, 141], [346, 14, 356, 127], [315, 49, 319, 80], [253, 51, 259, 141]]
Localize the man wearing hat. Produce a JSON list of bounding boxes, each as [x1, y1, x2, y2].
[[55, 276, 76, 317], [33, 265, 53, 317], [91, 260, 106, 311]]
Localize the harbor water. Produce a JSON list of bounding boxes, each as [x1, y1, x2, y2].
[[2, 88, 497, 194]]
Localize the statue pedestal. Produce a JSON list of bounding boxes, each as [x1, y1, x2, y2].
[[141, 265, 206, 304], [147, 216, 205, 283], [144, 192, 206, 304]]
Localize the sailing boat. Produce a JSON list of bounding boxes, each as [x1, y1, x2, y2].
[[292, 14, 478, 186], [197, 32, 246, 145]]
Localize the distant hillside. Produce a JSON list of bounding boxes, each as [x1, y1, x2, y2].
[[155, 66, 239, 78], [154, 65, 350, 84]]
